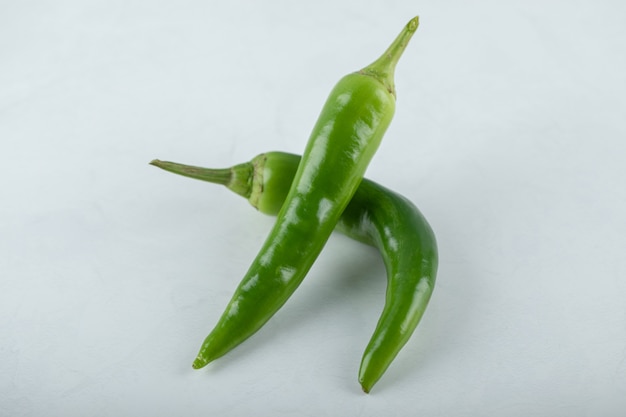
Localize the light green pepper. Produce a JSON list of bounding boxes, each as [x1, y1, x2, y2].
[[185, 17, 419, 372]]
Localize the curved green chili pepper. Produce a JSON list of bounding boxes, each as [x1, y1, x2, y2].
[[151, 151, 437, 393], [184, 17, 419, 371]]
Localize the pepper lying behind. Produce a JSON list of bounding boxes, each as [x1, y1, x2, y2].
[[151, 152, 438, 393]]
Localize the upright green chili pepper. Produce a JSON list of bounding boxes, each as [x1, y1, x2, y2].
[[186, 17, 419, 372], [151, 152, 437, 393]]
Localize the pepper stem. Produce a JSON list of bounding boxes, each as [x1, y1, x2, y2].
[[149, 159, 253, 198], [359, 16, 419, 97]]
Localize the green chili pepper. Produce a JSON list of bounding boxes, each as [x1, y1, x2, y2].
[[179, 17, 419, 372], [151, 151, 437, 393]]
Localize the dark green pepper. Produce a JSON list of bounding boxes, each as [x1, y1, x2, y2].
[[184, 17, 419, 372], [151, 150, 437, 393]]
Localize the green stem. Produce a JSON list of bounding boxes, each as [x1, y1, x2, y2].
[[359, 16, 419, 97], [149, 159, 252, 198]]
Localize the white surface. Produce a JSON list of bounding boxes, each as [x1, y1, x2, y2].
[[2, 1, 626, 415]]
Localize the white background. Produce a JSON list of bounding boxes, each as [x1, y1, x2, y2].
[[2, 0, 625, 415]]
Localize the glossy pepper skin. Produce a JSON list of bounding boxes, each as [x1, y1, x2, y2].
[[186, 17, 419, 370], [151, 151, 437, 393]]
